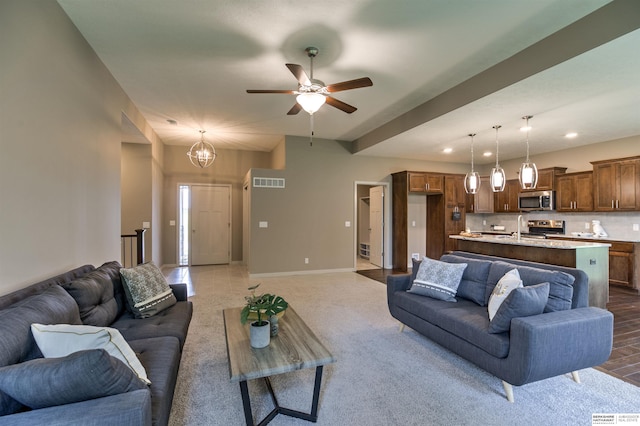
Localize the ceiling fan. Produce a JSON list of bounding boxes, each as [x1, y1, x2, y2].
[[246, 46, 373, 115]]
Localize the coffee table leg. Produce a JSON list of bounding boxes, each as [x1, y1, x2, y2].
[[310, 365, 323, 418], [239, 380, 254, 426]]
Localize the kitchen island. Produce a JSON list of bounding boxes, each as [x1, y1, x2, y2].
[[450, 234, 611, 308]]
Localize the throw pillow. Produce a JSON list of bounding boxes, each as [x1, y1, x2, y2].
[[407, 257, 467, 302], [488, 283, 550, 333], [0, 349, 147, 409], [487, 269, 523, 320], [30, 323, 150, 385], [119, 262, 177, 318], [440, 254, 492, 306]]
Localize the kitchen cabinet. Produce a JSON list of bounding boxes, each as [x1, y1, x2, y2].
[[441, 175, 466, 254], [408, 172, 444, 193], [466, 176, 494, 213], [494, 179, 520, 213], [520, 167, 567, 192], [556, 171, 593, 212], [591, 156, 640, 211]]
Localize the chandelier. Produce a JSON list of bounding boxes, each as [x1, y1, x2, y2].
[[187, 130, 216, 168], [464, 133, 480, 194], [490, 125, 506, 192], [519, 115, 538, 189]]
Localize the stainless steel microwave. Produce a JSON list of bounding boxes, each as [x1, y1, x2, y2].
[[518, 190, 555, 211]]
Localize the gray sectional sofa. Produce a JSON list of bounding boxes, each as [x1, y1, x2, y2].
[[387, 251, 614, 402], [0, 261, 192, 425]]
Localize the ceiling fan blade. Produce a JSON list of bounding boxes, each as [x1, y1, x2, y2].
[[246, 89, 295, 94], [287, 103, 302, 115], [326, 96, 357, 114], [286, 64, 311, 86], [326, 77, 373, 93]]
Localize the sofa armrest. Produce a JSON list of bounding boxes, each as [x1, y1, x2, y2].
[[2, 389, 151, 426], [386, 274, 412, 293], [170, 283, 188, 301], [505, 307, 613, 386]]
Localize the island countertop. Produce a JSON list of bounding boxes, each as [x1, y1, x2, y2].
[[449, 234, 611, 249]]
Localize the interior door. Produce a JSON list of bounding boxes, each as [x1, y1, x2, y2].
[[369, 186, 384, 267], [191, 185, 231, 265]]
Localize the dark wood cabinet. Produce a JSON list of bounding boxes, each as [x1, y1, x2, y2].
[[494, 179, 520, 213], [408, 172, 444, 193], [466, 176, 494, 213], [592, 157, 640, 211], [555, 171, 593, 212], [520, 167, 567, 192], [442, 175, 466, 254]]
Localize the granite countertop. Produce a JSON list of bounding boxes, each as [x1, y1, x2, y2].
[[545, 234, 640, 243], [450, 234, 611, 249]]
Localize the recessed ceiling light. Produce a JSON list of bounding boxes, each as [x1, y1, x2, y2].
[[483, 151, 492, 157], [565, 132, 578, 138], [443, 148, 453, 154]]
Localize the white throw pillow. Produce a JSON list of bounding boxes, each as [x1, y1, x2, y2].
[[31, 324, 150, 385], [487, 269, 523, 320]]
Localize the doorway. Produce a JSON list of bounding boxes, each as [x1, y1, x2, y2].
[[177, 184, 231, 266], [354, 181, 390, 271]]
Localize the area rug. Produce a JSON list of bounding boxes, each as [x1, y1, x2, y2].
[[167, 265, 640, 426]]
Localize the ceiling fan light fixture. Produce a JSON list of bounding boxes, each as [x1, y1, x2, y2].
[[296, 92, 326, 115], [187, 130, 216, 168]]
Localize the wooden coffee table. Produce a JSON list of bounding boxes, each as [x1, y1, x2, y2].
[[223, 306, 336, 426]]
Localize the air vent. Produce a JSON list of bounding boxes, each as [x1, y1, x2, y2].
[[253, 177, 285, 188]]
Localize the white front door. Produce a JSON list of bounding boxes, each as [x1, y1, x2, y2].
[[369, 186, 384, 267], [191, 185, 231, 265]]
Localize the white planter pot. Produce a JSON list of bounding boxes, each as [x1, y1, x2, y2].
[[250, 320, 270, 348]]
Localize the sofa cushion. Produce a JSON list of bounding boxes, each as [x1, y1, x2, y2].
[[0, 285, 82, 415], [0, 349, 147, 409], [120, 262, 177, 319], [488, 283, 550, 333], [393, 292, 510, 358], [440, 254, 492, 306], [408, 257, 467, 302], [488, 269, 523, 320], [62, 267, 119, 327], [486, 261, 574, 312], [31, 324, 150, 385]]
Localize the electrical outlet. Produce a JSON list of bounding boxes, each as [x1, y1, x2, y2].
[[585, 222, 591, 230], [304, 258, 309, 264], [412, 253, 420, 260], [482, 220, 487, 226], [633, 224, 639, 231]]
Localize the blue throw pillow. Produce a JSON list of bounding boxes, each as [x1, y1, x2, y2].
[[488, 282, 550, 334], [0, 349, 147, 409], [440, 254, 492, 306], [408, 257, 467, 302]]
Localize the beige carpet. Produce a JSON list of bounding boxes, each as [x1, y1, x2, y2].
[[166, 264, 640, 426]]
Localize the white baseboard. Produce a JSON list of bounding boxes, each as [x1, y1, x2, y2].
[[249, 268, 354, 279]]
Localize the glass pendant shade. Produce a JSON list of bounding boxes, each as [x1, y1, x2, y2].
[[296, 92, 326, 114], [519, 161, 538, 189], [464, 133, 480, 194], [490, 125, 505, 192], [187, 130, 217, 168], [464, 171, 480, 194], [519, 115, 538, 189]]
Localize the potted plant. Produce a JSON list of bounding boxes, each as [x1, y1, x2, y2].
[[241, 285, 288, 348]]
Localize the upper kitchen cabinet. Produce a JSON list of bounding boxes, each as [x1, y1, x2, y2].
[[466, 176, 494, 213], [520, 167, 567, 192], [556, 171, 593, 212], [592, 156, 640, 211], [494, 179, 520, 213], [408, 172, 444, 194]]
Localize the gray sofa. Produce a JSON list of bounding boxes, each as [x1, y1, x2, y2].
[[0, 261, 192, 425], [387, 251, 614, 402]]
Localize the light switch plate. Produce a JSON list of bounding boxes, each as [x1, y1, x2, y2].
[[142, 221, 150, 229], [345, 221, 351, 227], [259, 221, 268, 228], [169, 220, 176, 226]]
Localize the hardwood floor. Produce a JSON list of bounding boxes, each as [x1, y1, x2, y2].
[[357, 268, 640, 387], [597, 286, 640, 387]]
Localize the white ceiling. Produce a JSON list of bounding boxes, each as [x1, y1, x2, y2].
[[58, 0, 640, 165]]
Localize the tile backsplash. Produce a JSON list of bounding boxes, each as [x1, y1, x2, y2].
[[466, 211, 640, 242]]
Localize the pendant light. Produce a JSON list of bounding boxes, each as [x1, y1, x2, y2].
[[187, 130, 217, 168], [490, 125, 506, 192], [519, 115, 538, 189], [464, 133, 480, 194]]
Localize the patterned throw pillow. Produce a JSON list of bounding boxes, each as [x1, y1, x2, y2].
[[488, 269, 523, 320], [119, 262, 177, 318], [407, 256, 467, 302]]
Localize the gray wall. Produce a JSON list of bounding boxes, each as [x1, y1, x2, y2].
[[0, 1, 162, 295], [247, 136, 469, 275]]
